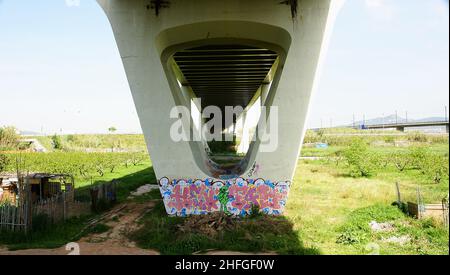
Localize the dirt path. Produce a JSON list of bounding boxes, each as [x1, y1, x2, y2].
[[0, 192, 275, 255], [0, 201, 160, 255]]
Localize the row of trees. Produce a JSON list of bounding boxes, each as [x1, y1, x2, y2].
[[339, 139, 449, 184], [0, 126, 20, 151], [0, 152, 148, 180], [304, 129, 449, 146]]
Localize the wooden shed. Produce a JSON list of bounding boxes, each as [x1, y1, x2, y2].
[[25, 174, 74, 203], [0, 174, 19, 204]]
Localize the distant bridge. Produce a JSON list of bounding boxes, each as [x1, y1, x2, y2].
[[361, 121, 449, 133], [311, 120, 449, 133]]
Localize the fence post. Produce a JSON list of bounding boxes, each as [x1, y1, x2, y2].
[[443, 195, 449, 229], [395, 182, 401, 205], [417, 187, 425, 219]]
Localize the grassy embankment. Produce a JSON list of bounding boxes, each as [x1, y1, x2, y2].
[[129, 142, 448, 255], [31, 134, 147, 152], [1, 130, 448, 254]]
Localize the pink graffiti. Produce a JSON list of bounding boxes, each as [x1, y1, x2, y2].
[[160, 178, 290, 216], [166, 183, 219, 212], [228, 184, 287, 212]]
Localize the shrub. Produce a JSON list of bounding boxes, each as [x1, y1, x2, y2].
[[391, 152, 412, 172], [409, 146, 430, 171], [336, 230, 365, 245], [303, 130, 319, 144], [51, 134, 64, 150], [342, 139, 377, 177], [383, 135, 395, 144], [0, 152, 141, 180], [0, 154, 9, 173], [249, 204, 262, 219], [429, 135, 449, 144], [66, 135, 76, 143], [336, 204, 405, 245], [130, 152, 147, 166], [423, 154, 449, 184], [0, 126, 19, 150], [407, 132, 429, 143], [377, 154, 391, 169]]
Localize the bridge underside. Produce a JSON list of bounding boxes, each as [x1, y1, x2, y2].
[[98, 0, 343, 216], [174, 45, 278, 120]]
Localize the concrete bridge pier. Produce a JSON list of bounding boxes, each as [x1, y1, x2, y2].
[[396, 126, 405, 132], [97, 0, 344, 216]]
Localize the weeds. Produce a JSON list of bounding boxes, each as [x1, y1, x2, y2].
[[129, 201, 319, 255], [335, 204, 448, 254]]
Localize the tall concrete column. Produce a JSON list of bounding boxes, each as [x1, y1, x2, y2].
[[97, 0, 344, 216]]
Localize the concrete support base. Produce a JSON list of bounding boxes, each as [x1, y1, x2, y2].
[[98, 0, 344, 216]]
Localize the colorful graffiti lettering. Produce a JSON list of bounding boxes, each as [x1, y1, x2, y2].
[[218, 185, 231, 215], [159, 177, 291, 217]]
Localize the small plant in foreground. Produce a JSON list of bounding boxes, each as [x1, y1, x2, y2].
[[249, 204, 262, 219]]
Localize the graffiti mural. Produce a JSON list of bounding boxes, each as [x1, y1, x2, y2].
[[159, 177, 291, 217]]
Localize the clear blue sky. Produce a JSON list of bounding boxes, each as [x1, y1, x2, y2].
[[0, 0, 448, 134]]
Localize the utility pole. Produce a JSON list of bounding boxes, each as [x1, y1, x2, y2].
[[352, 114, 355, 128], [445, 106, 448, 122], [395, 110, 398, 124], [405, 111, 408, 123]]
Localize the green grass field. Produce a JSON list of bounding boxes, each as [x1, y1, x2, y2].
[[126, 156, 448, 255], [286, 160, 448, 255], [1, 157, 448, 254], [1, 132, 448, 255], [31, 134, 147, 152]]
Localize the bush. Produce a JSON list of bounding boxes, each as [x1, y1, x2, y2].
[[303, 130, 320, 144], [408, 132, 429, 143], [383, 135, 395, 144], [423, 154, 449, 184], [342, 139, 378, 177], [0, 126, 19, 150], [249, 204, 262, 219], [336, 204, 405, 245], [409, 146, 430, 171], [336, 229, 365, 245], [391, 151, 412, 172], [0, 154, 9, 173], [0, 152, 146, 181], [51, 134, 64, 150]]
